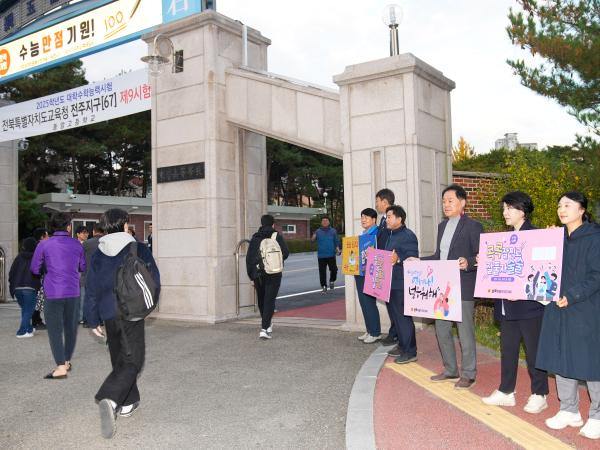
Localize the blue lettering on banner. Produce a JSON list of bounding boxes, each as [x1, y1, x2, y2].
[[162, 0, 202, 23]]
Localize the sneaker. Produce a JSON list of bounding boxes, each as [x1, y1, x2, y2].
[[580, 418, 600, 440], [394, 354, 417, 364], [380, 335, 397, 346], [321, 286, 327, 294], [523, 394, 548, 414], [329, 282, 335, 290], [259, 329, 271, 340], [118, 401, 140, 418], [98, 399, 117, 439], [16, 332, 34, 338], [387, 345, 403, 357], [430, 372, 460, 382], [454, 377, 476, 390], [357, 332, 369, 341], [267, 325, 273, 334], [363, 334, 382, 344], [545, 410, 584, 430], [482, 390, 516, 406]]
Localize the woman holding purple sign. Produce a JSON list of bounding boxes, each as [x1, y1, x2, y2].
[[481, 192, 549, 414], [536, 191, 600, 440], [354, 208, 382, 344]]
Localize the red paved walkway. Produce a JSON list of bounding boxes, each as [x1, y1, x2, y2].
[[274, 298, 346, 320]]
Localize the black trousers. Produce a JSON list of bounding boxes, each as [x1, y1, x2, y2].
[[318, 257, 338, 287], [499, 315, 548, 395], [255, 274, 282, 330], [388, 289, 416, 357], [96, 318, 145, 407]]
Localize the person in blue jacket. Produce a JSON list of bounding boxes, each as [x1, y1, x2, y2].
[[383, 205, 419, 364], [536, 192, 600, 440], [354, 208, 381, 344], [84, 208, 160, 439], [311, 216, 341, 293]]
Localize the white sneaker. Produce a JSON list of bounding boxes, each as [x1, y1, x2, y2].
[[580, 418, 600, 440], [481, 390, 516, 406], [267, 325, 273, 334], [16, 332, 34, 338], [357, 332, 369, 341], [545, 410, 584, 430], [259, 329, 271, 340], [523, 394, 548, 414], [363, 334, 382, 344]]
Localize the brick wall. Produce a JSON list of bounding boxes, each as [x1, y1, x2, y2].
[[452, 171, 501, 221]]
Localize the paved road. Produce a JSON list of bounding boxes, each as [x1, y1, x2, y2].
[[0, 305, 371, 449]]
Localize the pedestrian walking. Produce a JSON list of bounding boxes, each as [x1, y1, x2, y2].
[[80, 223, 105, 326], [246, 214, 289, 339], [311, 216, 340, 293], [84, 208, 160, 439], [30, 212, 86, 379]]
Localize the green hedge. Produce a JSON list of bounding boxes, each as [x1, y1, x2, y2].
[[286, 239, 317, 253]]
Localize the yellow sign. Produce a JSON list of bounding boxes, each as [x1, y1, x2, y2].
[[342, 236, 360, 276]]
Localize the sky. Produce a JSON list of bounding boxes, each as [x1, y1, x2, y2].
[[82, 0, 590, 154]]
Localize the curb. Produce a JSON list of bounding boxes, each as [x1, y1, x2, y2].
[[345, 344, 391, 450]]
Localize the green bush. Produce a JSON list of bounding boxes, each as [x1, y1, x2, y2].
[[286, 239, 317, 254]]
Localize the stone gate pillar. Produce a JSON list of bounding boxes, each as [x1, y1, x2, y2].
[[144, 11, 270, 322], [334, 54, 455, 331]]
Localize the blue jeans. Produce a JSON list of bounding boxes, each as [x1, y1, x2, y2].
[[15, 289, 37, 335], [44, 298, 79, 365], [354, 276, 381, 336]]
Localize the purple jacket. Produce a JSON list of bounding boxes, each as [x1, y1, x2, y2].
[[30, 231, 86, 300]]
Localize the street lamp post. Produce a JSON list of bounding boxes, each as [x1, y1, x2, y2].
[[382, 4, 403, 56], [323, 192, 328, 214]]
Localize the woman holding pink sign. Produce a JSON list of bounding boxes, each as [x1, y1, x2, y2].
[[536, 191, 600, 440], [481, 192, 549, 414]]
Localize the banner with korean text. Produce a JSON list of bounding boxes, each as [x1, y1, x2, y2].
[[363, 247, 393, 302], [341, 236, 360, 275], [404, 260, 462, 322], [0, 69, 150, 142], [474, 228, 564, 301]]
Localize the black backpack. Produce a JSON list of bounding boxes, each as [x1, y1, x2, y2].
[[114, 242, 159, 321]]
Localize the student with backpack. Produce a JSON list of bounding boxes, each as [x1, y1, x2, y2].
[[246, 214, 289, 339], [84, 208, 160, 439]]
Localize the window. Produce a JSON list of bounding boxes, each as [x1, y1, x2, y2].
[[281, 224, 296, 234]]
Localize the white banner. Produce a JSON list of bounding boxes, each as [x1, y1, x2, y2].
[[0, 69, 150, 142]]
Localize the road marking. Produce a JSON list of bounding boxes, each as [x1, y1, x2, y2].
[[277, 286, 345, 299], [286, 257, 316, 263], [384, 362, 572, 450]]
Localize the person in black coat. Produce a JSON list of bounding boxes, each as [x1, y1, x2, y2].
[[536, 192, 600, 439], [246, 214, 289, 339], [481, 192, 548, 413], [8, 237, 41, 338]]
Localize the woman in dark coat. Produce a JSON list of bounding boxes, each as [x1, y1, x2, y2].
[[482, 192, 548, 414], [536, 192, 600, 440]]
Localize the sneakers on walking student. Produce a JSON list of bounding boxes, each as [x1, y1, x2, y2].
[[523, 394, 548, 414], [118, 401, 140, 418], [481, 390, 516, 407], [580, 418, 600, 440], [363, 334, 382, 344], [267, 324, 273, 336], [394, 353, 417, 364], [357, 332, 369, 341], [98, 399, 117, 439], [545, 410, 584, 430], [329, 282, 335, 290], [16, 332, 34, 338], [259, 329, 271, 340], [321, 286, 327, 294]]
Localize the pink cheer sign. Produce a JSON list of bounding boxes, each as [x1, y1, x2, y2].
[[363, 247, 393, 302]]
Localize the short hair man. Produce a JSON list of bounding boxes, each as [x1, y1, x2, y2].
[[311, 216, 341, 293], [421, 184, 483, 389], [84, 208, 160, 438], [75, 226, 89, 243], [79, 223, 106, 326], [384, 205, 420, 363], [147, 223, 153, 252]]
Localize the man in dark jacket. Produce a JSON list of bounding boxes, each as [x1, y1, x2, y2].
[[246, 214, 289, 339], [80, 223, 105, 326], [311, 216, 340, 293], [84, 208, 160, 439], [9, 237, 41, 338], [383, 205, 419, 364], [422, 184, 483, 390]]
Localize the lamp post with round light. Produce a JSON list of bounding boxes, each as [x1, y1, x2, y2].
[[382, 4, 403, 56]]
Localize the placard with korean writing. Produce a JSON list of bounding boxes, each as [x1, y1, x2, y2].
[[341, 236, 360, 275], [474, 228, 563, 301], [403, 260, 463, 322], [0, 69, 150, 142], [363, 247, 393, 302], [358, 234, 376, 276]]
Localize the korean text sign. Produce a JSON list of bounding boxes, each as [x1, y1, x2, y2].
[[363, 247, 393, 302], [474, 228, 563, 301], [404, 260, 463, 322], [358, 234, 376, 276], [342, 236, 360, 276]]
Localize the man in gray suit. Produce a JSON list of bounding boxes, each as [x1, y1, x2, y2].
[[421, 184, 483, 390]]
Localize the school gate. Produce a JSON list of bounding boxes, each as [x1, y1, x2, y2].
[[0, 9, 455, 331]]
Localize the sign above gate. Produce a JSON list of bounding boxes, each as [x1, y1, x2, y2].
[[0, 0, 71, 42], [0, 0, 202, 84]]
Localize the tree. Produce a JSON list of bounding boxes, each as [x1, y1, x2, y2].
[[17, 183, 47, 240], [507, 0, 600, 136], [452, 136, 475, 163]]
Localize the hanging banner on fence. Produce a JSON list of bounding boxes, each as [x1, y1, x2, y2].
[[404, 260, 462, 322], [342, 236, 360, 275], [0, 68, 150, 142], [363, 247, 393, 302], [474, 228, 564, 301], [359, 234, 376, 276]]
